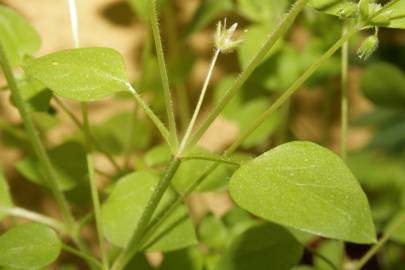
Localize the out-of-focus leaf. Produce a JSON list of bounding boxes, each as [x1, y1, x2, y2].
[[25, 48, 130, 101], [214, 223, 304, 270], [0, 223, 61, 269], [186, 0, 233, 35], [237, 0, 288, 23], [371, 0, 405, 29], [91, 112, 152, 155], [361, 62, 405, 108], [0, 5, 40, 67], [0, 167, 12, 220], [159, 247, 204, 270], [199, 214, 228, 250], [144, 144, 172, 167], [229, 141, 376, 243], [127, 0, 166, 22], [16, 141, 87, 191], [101, 171, 197, 251], [314, 240, 344, 270], [308, 0, 357, 18], [386, 212, 405, 245]]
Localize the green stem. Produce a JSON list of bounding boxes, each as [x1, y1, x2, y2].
[[179, 49, 220, 155], [340, 23, 349, 160], [53, 96, 122, 173], [81, 103, 109, 270], [149, 0, 178, 149], [228, 27, 358, 154], [354, 212, 405, 270], [0, 207, 66, 233], [62, 244, 103, 269], [111, 158, 181, 270], [127, 84, 173, 151], [186, 0, 310, 152], [181, 155, 240, 166], [137, 27, 359, 252], [0, 42, 76, 231]]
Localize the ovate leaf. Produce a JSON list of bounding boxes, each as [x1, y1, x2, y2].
[[308, 0, 357, 18], [229, 141, 376, 244], [0, 167, 12, 220], [0, 223, 61, 269], [371, 0, 405, 29], [214, 223, 303, 270], [16, 141, 87, 191], [25, 48, 130, 101], [159, 247, 204, 270], [0, 5, 40, 67], [101, 171, 197, 251]]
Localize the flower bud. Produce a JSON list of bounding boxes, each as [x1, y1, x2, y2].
[[357, 35, 379, 60]]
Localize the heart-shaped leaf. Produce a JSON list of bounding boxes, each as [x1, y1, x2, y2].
[[25, 48, 130, 101], [214, 223, 303, 270], [0, 223, 62, 269], [0, 5, 41, 67], [229, 141, 376, 244], [101, 171, 197, 251]]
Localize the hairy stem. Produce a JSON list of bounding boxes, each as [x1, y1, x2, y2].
[[150, 0, 178, 149], [111, 158, 181, 270], [62, 245, 103, 269], [186, 0, 310, 152], [179, 49, 220, 155], [0, 42, 76, 231]]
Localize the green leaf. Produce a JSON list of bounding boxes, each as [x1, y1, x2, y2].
[[159, 247, 204, 270], [10, 79, 52, 112], [314, 240, 344, 270], [25, 48, 130, 101], [199, 214, 228, 250], [214, 223, 303, 270], [101, 171, 197, 251], [144, 144, 172, 167], [0, 5, 40, 67], [91, 112, 152, 155], [127, 0, 166, 22], [361, 62, 405, 108], [0, 223, 61, 269], [186, 0, 233, 35], [0, 167, 12, 220], [16, 141, 87, 191], [308, 0, 357, 18], [386, 212, 405, 245], [229, 141, 376, 244], [237, 0, 288, 24], [172, 148, 232, 193], [371, 0, 405, 29]]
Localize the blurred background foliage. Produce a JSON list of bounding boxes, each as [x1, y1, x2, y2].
[[0, 0, 405, 269]]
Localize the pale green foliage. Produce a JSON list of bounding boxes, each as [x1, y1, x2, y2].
[[0, 223, 61, 269], [214, 223, 303, 270], [229, 141, 376, 243], [25, 48, 130, 101], [101, 171, 197, 251], [0, 5, 40, 67], [16, 141, 87, 191], [371, 0, 405, 29], [0, 168, 12, 220]]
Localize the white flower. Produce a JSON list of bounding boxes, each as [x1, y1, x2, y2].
[[214, 19, 243, 53]]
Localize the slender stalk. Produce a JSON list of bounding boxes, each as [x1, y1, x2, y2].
[[186, 0, 310, 152], [340, 23, 349, 160], [127, 84, 173, 150], [0, 43, 76, 231], [67, 2, 108, 268], [111, 158, 181, 270], [182, 155, 240, 166], [53, 96, 122, 172], [81, 103, 109, 270], [137, 27, 359, 253], [62, 245, 103, 269], [0, 207, 66, 233], [149, 0, 178, 149], [179, 49, 220, 154], [354, 213, 405, 270]]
